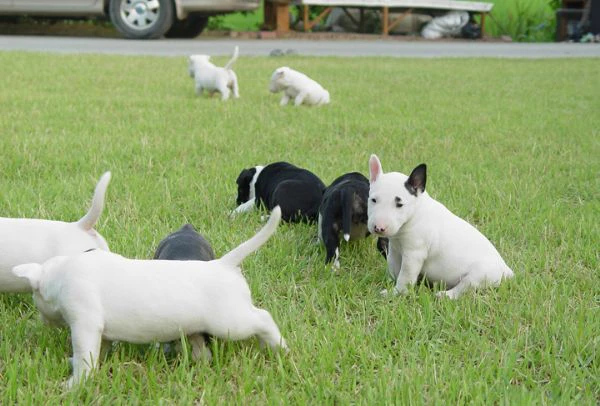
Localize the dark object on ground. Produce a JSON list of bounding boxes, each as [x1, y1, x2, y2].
[[154, 224, 216, 261], [461, 22, 481, 39]]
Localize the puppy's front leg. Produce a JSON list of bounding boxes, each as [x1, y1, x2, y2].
[[232, 198, 256, 216], [386, 242, 402, 281], [280, 94, 290, 106], [391, 255, 425, 296]]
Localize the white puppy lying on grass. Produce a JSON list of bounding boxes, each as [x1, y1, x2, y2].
[[14, 207, 286, 388], [269, 67, 330, 106], [0, 172, 111, 293], [189, 45, 240, 101]]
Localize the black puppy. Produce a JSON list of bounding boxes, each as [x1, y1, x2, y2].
[[154, 224, 215, 361], [154, 224, 215, 261], [318, 172, 371, 267], [234, 161, 326, 223]]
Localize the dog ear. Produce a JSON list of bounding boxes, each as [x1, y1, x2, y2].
[[236, 168, 256, 187], [12, 263, 43, 291], [405, 164, 427, 196], [369, 154, 383, 183]]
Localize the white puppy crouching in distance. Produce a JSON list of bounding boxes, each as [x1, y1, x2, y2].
[[269, 67, 330, 106], [367, 155, 514, 299], [13, 207, 286, 388], [189, 45, 240, 101], [0, 172, 111, 293]]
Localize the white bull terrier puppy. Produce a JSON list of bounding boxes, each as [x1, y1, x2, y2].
[[189, 45, 240, 101], [0, 172, 111, 293], [13, 207, 286, 388], [367, 155, 514, 299], [269, 67, 330, 106]]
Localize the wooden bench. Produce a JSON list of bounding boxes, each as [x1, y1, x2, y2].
[[297, 0, 493, 36]]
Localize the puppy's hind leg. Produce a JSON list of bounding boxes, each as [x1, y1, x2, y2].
[[436, 274, 476, 300], [189, 333, 212, 362], [294, 92, 307, 106], [68, 322, 103, 388], [253, 308, 287, 352], [231, 73, 240, 99]]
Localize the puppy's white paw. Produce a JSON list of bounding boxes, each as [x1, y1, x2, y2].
[[381, 287, 406, 297], [331, 259, 340, 272], [64, 377, 76, 390], [436, 290, 458, 300]]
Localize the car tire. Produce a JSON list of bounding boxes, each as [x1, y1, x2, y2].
[[164, 13, 209, 38], [109, 0, 175, 39]]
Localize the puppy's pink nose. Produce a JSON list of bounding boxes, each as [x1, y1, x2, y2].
[[374, 225, 386, 234]]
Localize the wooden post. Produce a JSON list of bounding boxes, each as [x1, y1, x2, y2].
[[275, 3, 290, 33], [480, 13, 486, 38], [382, 6, 389, 35], [304, 5, 309, 32]]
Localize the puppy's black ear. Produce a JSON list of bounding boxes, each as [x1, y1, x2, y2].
[[236, 168, 256, 186], [405, 164, 427, 196]]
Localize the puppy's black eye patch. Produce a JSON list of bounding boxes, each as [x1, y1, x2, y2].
[[395, 197, 403, 208]]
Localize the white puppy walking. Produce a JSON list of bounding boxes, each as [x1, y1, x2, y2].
[[269, 67, 330, 106], [14, 207, 286, 387], [189, 45, 240, 101], [0, 172, 111, 293], [367, 155, 514, 299]]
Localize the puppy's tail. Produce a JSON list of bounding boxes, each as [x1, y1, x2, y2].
[[224, 45, 239, 70], [76, 172, 111, 231], [220, 206, 281, 267], [341, 188, 354, 242]]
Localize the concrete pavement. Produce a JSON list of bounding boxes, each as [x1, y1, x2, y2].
[[0, 36, 599, 58]]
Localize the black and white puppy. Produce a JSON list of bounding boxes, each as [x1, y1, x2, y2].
[[154, 224, 216, 262], [154, 224, 216, 361], [318, 172, 370, 268], [233, 161, 326, 223]]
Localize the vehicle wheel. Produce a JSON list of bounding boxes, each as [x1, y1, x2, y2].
[[108, 0, 174, 39], [164, 13, 208, 38]]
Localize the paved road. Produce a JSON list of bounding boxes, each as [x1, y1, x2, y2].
[[1, 36, 599, 58]]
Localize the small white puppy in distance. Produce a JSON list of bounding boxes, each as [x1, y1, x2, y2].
[[269, 67, 330, 106], [0, 172, 111, 293], [14, 207, 286, 388], [189, 45, 240, 101], [367, 155, 514, 299]]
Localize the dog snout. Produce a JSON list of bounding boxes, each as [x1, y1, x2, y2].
[[373, 224, 387, 235]]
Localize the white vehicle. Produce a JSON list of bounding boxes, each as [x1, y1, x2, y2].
[[0, 0, 259, 39]]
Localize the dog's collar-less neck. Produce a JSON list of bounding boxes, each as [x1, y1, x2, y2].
[[249, 166, 264, 200]]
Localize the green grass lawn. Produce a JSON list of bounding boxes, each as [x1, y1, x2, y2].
[[0, 52, 598, 403]]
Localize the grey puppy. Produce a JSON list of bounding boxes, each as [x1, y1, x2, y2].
[[154, 224, 215, 261], [154, 224, 216, 360]]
